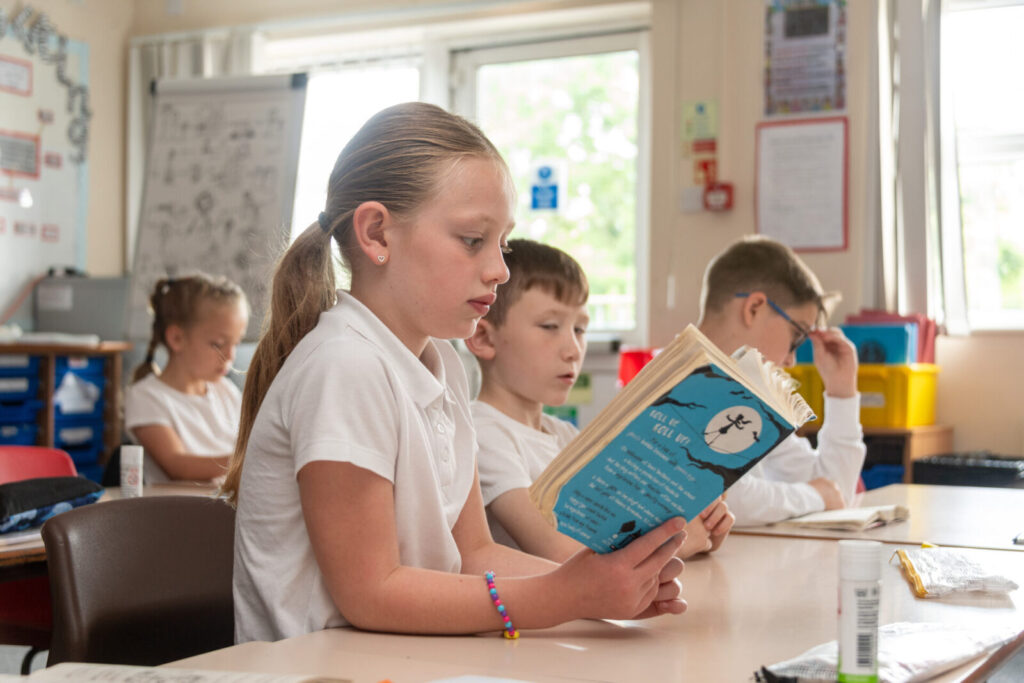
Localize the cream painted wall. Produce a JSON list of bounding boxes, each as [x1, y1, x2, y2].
[[936, 334, 1024, 455], [26, 0, 1021, 454], [648, 0, 869, 346], [24, 0, 132, 277]]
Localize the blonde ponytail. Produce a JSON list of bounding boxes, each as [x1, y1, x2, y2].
[[222, 224, 335, 503]]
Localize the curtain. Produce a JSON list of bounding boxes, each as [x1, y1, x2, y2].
[[874, 0, 966, 332], [124, 30, 256, 267]]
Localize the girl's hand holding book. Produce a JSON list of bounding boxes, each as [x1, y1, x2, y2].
[[555, 516, 687, 620]]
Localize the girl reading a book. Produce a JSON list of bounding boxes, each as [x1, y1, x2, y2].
[[222, 102, 686, 643]]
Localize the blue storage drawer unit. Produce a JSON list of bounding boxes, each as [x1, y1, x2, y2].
[[65, 444, 104, 467], [860, 464, 905, 490], [53, 363, 106, 419], [76, 462, 104, 483], [54, 398, 106, 420], [0, 399, 44, 423], [0, 355, 41, 376], [0, 423, 38, 445], [0, 375, 40, 402], [54, 418, 105, 449], [54, 356, 106, 375]]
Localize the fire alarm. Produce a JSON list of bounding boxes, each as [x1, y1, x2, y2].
[[703, 182, 734, 211]]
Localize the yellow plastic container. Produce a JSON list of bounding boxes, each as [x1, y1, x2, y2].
[[857, 363, 939, 428], [785, 364, 824, 428], [785, 363, 939, 429]]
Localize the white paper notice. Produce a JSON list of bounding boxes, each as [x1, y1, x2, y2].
[[756, 117, 847, 251]]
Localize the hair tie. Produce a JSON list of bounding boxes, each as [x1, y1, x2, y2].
[[318, 212, 331, 234]]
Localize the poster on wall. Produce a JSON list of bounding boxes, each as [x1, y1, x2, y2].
[[0, 6, 90, 321], [755, 117, 847, 252], [764, 0, 847, 116]]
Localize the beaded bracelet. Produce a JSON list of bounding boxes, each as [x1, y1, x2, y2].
[[484, 571, 519, 639]]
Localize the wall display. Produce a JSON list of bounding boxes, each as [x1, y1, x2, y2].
[[0, 5, 91, 319], [764, 0, 847, 116], [126, 74, 307, 341], [756, 116, 847, 252]]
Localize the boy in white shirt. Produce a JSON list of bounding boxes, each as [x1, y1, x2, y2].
[[695, 235, 867, 525], [467, 239, 733, 561]]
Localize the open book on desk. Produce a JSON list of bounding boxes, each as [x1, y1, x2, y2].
[[777, 504, 910, 532], [530, 324, 815, 553]]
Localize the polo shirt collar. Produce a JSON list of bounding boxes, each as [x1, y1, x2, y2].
[[333, 290, 447, 409]]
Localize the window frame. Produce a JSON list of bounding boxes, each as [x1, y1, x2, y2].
[[940, 0, 1024, 332], [253, 10, 652, 346], [448, 30, 651, 346]]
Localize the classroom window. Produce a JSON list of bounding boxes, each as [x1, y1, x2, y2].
[[945, 4, 1024, 330], [283, 65, 420, 242], [452, 32, 648, 339]]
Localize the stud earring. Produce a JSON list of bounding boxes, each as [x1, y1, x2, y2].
[[377, 254, 386, 263]]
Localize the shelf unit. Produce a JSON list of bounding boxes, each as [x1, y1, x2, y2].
[[799, 423, 954, 483], [0, 341, 132, 464]]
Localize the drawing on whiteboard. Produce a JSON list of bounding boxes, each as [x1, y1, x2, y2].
[[128, 76, 306, 341]]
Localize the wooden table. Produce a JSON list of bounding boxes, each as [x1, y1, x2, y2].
[[0, 483, 221, 575], [733, 483, 1024, 551], [168, 533, 1024, 683]]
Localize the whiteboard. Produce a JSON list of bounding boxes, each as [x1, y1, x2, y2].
[[0, 32, 90, 324], [127, 73, 307, 341]]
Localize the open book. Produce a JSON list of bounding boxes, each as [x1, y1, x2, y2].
[[530, 324, 815, 553], [778, 504, 910, 531]]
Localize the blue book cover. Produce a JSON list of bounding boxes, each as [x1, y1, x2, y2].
[[535, 359, 801, 553]]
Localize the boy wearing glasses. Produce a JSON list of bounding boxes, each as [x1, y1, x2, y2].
[[696, 235, 866, 525]]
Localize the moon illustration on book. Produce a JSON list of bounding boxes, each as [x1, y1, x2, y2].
[[703, 406, 762, 454]]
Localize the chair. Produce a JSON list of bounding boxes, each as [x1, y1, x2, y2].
[[42, 495, 235, 666], [0, 446, 78, 674]]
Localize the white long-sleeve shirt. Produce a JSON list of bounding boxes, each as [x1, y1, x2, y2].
[[728, 394, 867, 526]]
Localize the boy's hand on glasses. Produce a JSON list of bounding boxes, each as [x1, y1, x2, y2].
[[808, 328, 858, 398]]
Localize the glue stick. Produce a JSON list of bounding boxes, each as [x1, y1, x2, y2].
[[838, 540, 881, 683]]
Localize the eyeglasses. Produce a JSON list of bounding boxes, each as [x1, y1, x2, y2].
[[734, 293, 811, 355]]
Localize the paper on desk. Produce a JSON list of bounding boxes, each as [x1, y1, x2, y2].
[[754, 621, 1021, 683], [778, 504, 909, 532], [0, 527, 41, 547], [28, 662, 350, 682]]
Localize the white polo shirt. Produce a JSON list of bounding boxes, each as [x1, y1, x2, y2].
[[233, 291, 477, 643], [472, 401, 579, 550], [124, 374, 241, 483]]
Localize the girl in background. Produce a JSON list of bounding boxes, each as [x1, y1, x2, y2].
[[224, 102, 686, 643], [126, 273, 248, 483]]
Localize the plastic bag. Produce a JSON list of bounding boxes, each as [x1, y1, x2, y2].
[[754, 622, 1020, 683], [894, 547, 1019, 598]]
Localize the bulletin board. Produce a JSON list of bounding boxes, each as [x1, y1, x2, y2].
[[126, 74, 307, 341], [0, 6, 90, 319], [764, 0, 847, 116]]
